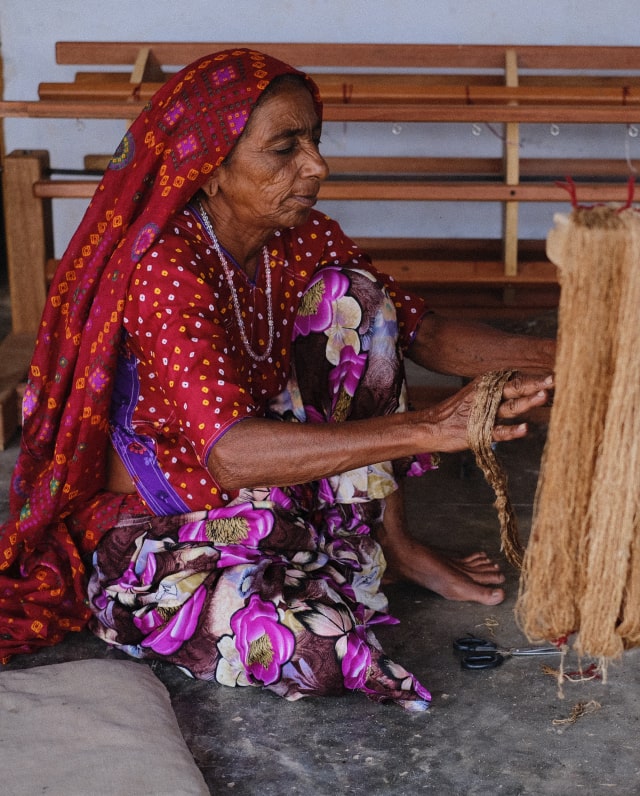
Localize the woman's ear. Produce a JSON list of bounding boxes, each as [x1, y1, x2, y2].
[[201, 175, 220, 199]]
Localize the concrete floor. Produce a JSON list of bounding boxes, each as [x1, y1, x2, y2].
[[2, 417, 640, 795]]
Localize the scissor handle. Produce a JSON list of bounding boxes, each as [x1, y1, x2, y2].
[[461, 652, 505, 670], [453, 635, 498, 652]]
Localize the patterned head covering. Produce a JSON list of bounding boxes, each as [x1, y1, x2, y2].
[[0, 49, 321, 658]]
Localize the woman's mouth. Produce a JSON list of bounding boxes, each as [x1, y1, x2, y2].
[[293, 194, 318, 208]]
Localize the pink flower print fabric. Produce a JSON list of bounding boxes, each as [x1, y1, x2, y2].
[[88, 265, 434, 709]]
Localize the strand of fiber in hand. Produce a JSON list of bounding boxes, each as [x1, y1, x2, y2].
[[517, 202, 640, 660]]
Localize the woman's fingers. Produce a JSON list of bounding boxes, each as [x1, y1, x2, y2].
[[492, 421, 529, 443], [490, 372, 554, 442], [497, 373, 554, 420], [502, 372, 554, 400], [423, 371, 554, 452]]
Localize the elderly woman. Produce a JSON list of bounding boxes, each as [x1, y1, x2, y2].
[[0, 50, 553, 709]]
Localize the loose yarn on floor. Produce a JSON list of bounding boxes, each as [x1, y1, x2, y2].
[[516, 204, 640, 660]]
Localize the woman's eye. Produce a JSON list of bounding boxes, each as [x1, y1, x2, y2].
[[273, 137, 321, 155]]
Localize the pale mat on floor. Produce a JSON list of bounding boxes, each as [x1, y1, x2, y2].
[[0, 658, 208, 795]]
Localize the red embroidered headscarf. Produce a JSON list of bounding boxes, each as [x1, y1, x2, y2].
[[0, 49, 322, 660]]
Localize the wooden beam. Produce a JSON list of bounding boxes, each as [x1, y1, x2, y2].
[[36, 77, 640, 105], [53, 42, 640, 72], [0, 333, 37, 449], [503, 48, 520, 278], [5, 98, 640, 124], [367, 257, 556, 287], [129, 46, 166, 84], [31, 177, 637, 203], [318, 181, 635, 202], [81, 153, 638, 179], [2, 152, 51, 334]]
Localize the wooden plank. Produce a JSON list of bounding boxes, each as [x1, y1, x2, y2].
[[84, 153, 509, 175], [54, 41, 515, 69], [40, 73, 507, 102], [360, 237, 555, 285], [319, 181, 635, 202], [504, 49, 520, 186], [129, 46, 166, 84], [37, 77, 640, 105], [6, 98, 640, 123], [81, 153, 638, 179], [325, 83, 640, 105], [64, 73, 640, 89], [53, 70, 640, 89], [0, 333, 36, 449], [34, 179, 100, 199], [31, 177, 637, 203], [502, 201, 520, 279], [53, 42, 640, 72], [410, 286, 560, 320], [321, 104, 640, 124], [37, 83, 154, 101], [367, 257, 556, 286], [356, 237, 548, 257], [503, 49, 520, 278], [515, 158, 637, 178], [0, 99, 146, 119], [2, 152, 51, 334], [0, 383, 19, 450]]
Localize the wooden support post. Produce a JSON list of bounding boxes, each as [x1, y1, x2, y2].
[[503, 48, 520, 281], [130, 46, 166, 84], [2, 150, 51, 334], [0, 332, 37, 448]]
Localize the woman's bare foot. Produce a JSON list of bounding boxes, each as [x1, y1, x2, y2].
[[381, 541, 506, 606], [377, 486, 506, 606]]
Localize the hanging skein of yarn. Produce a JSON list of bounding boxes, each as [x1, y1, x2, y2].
[[516, 203, 640, 660]]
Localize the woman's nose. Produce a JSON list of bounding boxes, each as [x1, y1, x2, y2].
[[300, 144, 329, 181]]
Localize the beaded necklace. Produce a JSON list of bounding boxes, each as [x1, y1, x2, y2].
[[197, 201, 274, 362]]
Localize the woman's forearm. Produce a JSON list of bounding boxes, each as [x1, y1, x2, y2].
[[207, 371, 553, 491], [408, 313, 556, 378], [208, 413, 426, 490]]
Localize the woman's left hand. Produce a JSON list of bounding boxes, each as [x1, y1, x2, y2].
[[491, 371, 554, 442], [415, 371, 554, 453]]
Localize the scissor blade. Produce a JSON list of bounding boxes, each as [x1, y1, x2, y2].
[[510, 646, 560, 656]]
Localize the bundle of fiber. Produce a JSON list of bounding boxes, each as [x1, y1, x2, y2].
[[468, 369, 523, 570], [516, 204, 640, 660]]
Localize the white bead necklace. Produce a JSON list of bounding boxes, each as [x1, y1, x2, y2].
[[197, 201, 274, 363]]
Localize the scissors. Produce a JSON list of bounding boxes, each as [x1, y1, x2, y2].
[[453, 634, 560, 670]]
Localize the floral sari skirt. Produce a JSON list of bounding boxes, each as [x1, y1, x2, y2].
[[87, 267, 435, 710]]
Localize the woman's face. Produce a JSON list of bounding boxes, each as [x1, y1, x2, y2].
[[206, 80, 329, 240]]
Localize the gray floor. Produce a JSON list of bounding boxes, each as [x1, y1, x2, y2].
[[1, 319, 639, 794], [0, 290, 640, 796]]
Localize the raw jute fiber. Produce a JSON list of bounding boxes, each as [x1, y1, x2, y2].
[[468, 369, 524, 569], [516, 205, 640, 660]]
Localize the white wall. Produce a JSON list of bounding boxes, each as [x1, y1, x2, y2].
[[3, 0, 640, 253]]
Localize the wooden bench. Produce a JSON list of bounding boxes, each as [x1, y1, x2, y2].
[[2, 41, 640, 444]]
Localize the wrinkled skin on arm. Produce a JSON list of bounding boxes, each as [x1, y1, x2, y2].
[[208, 314, 555, 491]]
